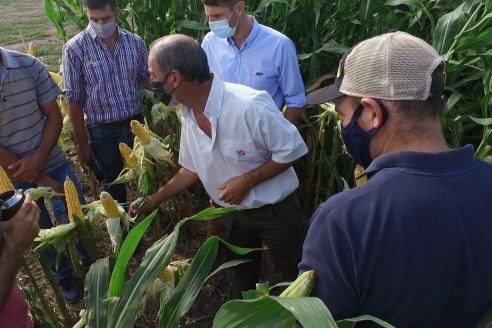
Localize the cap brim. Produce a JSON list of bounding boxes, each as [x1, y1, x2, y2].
[[306, 84, 344, 105]]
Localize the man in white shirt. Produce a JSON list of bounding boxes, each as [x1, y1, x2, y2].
[[130, 34, 308, 292]]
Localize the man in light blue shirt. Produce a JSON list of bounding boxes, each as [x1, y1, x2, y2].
[[201, 0, 306, 125]]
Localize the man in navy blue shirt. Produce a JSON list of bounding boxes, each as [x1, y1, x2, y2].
[[299, 31, 492, 327]]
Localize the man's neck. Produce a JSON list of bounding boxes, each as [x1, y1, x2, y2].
[[180, 77, 213, 114], [232, 14, 253, 49]]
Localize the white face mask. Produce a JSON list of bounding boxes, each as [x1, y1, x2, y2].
[[208, 4, 239, 38], [90, 19, 117, 39]]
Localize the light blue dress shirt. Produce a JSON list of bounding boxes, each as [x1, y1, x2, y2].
[[202, 16, 306, 110]]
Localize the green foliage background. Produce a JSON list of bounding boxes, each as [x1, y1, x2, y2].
[[45, 0, 492, 211]]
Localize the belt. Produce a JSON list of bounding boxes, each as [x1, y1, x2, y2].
[[101, 113, 144, 129]]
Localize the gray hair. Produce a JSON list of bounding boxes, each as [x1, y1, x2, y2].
[[150, 34, 210, 83]]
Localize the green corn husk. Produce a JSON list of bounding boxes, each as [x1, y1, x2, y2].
[[280, 270, 317, 298], [24, 187, 62, 201]]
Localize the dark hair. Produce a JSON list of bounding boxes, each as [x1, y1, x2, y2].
[[391, 64, 445, 120], [201, 0, 239, 9], [150, 35, 210, 84], [83, 0, 116, 10]]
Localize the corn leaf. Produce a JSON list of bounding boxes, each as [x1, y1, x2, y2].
[[433, 3, 464, 55], [108, 210, 158, 298], [213, 297, 298, 328], [86, 257, 111, 328], [158, 236, 219, 328], [337, 315, 395, 328], [188, 207, 239, 221], [110, 217, 182, 328]]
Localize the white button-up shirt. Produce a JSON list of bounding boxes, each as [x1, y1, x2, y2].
[[178, 76, 308, 209]]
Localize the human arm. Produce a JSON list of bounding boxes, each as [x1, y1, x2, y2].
[[8, 99, 63, 182], [62, 44, 93, 165], [277, 39, 306, 126], [0, 195, 39, 309], [284, 107, 303, 126], [128, 167, 199, 216], [67, 102, 93, 165], [0, 148, 62, 191], [218, 160, 292, 205]]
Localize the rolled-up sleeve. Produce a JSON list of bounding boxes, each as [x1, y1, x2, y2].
[[277, 39, 306, 108], [246, 92, 307, 163], [62, 45, 86, 106]]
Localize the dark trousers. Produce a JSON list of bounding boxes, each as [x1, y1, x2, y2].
[[87, 115, 143, 204], [220, 193, 307, 293]]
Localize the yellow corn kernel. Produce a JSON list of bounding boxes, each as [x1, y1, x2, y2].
[[100, 191, 120, 218], [119, 143, 139, 171], [64, 176, 83, 223], [159, 266, 174, 283], [130, 120, 150, 144], [0, 166, 14, 194], [28, 42, 36, 57]]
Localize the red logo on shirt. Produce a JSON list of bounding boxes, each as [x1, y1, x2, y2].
[[236, 149, 246, 158]]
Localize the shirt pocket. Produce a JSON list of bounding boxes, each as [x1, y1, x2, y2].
[[247, 66, 277, 93], [220, 141, 262, 166]]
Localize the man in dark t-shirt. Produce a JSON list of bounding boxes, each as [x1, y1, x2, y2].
[[299, 31, 492, 327]]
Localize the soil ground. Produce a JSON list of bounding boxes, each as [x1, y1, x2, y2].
[[2, 1, 234, 327]]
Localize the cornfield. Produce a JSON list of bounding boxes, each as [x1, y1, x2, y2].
[[21, 0, 492, 326]]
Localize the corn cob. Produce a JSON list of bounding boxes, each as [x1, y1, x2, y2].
[[28, 42, 36, 57], [100, 191, 120, 218], [159, 266, 174, 283], [130, 120, 150, 144], [49, 72, 63, 85], [64, 176, 83, 223], [279, 270, 317, 297], [119, 143, 139, 171], [0, 166, 14, 194]]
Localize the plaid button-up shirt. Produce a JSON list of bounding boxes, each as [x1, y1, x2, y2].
[[63, 25, 149, 127]]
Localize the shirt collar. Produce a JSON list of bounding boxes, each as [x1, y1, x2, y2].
[[226, 15, 261, 49], [359, 145, 476, 179], [0, 48, 20, 69], [203, 74, 224, 120]]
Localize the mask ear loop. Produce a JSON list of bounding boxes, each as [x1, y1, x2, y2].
[[228, 3, 240, 29], [374, 99, 389, 126]]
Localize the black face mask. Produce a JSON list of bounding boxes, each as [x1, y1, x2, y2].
[[340, 99, 388, 168], [150, 80, 172, 106]]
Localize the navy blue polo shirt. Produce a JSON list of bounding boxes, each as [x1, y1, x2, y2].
[[299, 145, 492, 327]]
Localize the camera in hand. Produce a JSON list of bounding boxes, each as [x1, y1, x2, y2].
[[0, 189, 25, 221], [89, 158, 104, 181]]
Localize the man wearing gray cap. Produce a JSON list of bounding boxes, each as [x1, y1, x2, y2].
[[299, 32, 492, 327]]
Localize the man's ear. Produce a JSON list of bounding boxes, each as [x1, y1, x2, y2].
[[115, 8, 121, 19], [169, 69, 181, 88], [236, 1, 246, 15], [360, 97, 385, 129]]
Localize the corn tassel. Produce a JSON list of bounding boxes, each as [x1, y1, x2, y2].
[[130, 120, 150, 144], [0, 166, 14, 194], [100, 191, 120, 218], [64, 176, 83, 223], [279, 270, 317, 297], [28, 41, 36, 57], [159, 266, 174, 283], [119, 143, 139, 171]]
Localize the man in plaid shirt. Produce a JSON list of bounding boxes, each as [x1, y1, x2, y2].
[[63, 0, 149, 203]]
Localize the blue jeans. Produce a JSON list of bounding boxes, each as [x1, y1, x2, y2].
[[88, 124, 135, 204], [15, 161, 88, 281]]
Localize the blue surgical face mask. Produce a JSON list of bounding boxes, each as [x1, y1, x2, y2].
[[208, 4, 239, 38], [340, 100, 388, 168]]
